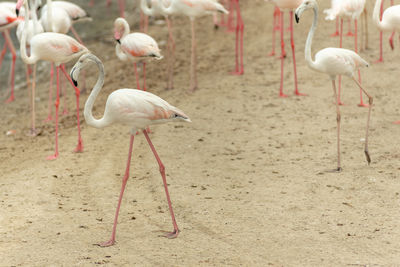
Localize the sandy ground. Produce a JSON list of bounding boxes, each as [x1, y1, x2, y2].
[[1, 0, 400, 266]]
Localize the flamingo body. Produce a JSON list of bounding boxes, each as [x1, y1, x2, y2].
[[41, 1, 91, 22], [272, 0, 303, 10]]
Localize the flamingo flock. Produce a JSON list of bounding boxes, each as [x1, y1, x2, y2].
[[0, 0, 399, 248]]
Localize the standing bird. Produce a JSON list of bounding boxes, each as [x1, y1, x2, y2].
[[70, 53, 191, 247], [158, 0, 229, 92], [295, 0, 373, 171], [114, 17, 163, 91], [140, 0, 175, 89], [270, 0, 306, 97], [17, 0, 89, 159], [373, 0, 400, 51]]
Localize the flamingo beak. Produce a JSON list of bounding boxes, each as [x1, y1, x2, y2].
[[295, 13, 299, 23], [70, 68, 78, 87]]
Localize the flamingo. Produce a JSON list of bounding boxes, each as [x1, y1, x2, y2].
[[140, 0, 176, 89], [70, 53, 191, 247], [0, 3, 22, 103], [114, 17, 163, 92], [295, 0, 373, 171], [375, 0, 395, 63], [373, 0, 400, 51], [270, 0, 306, 97], [157, 0, 229, 92], [228, 0, 244, 75], [17, 0, 89, 159]]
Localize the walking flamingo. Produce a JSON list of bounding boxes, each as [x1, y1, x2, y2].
[[295, 0, 373, 171], [17, 0, 89, 159], [70, 53, 191, 247], [271, 0, 306, 97], [158, 0, 229, 92], [373, 0, 400, 51], [114, 17, 163, 91], [140, 0, 176, 89]]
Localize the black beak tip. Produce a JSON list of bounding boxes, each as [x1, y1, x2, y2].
[[295, 14, 299, 23], [16, 9, 20, 17], [72, 79, 78, 87], [116, 39, 121, 44]]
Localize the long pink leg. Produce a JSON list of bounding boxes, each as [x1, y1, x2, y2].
[[354, 19, 368, 108], [189, 19, 198, 92], [28, 64, 38, 136], [231, 0, 244, 75], [166, 17, 175, 90], [226, 0, 235, 32], [279, 11, 287, 98], [99, 134, 135, 247], [61, 65, 69, 115], [290, 11, 305, 96], [143, 130, 179, 238], [89, 0, 94, 7], [337, 18, 344, 105], [331, 79, 342, 172], [4, 30, 16, 103], [331, 18, 340, 37], [376, 0, 384, 63], [134, 63, 141, 90], [44, 63, 54, 122], [0, 41, 7, 72], [346, 19, 354, 36], [389, 31, 396, 50], [107, 0, 112, 7], [118, 0, 125, 17], [142, 63, 147, 91], [268, 7, 280, 56], [47, 66, 61, 160], [61, 65, 83, 153], [69, 26, 87, 92]]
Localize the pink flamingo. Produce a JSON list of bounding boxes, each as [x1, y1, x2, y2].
[[158, 0, 229, 92], [271, 0, 306, 97], [70, 53, 191, 247], [375, 0, 395, 62], [114, 17, 163, 92], [0, 3, 21, 103], [17, 0, 89, 159], [296, 0, 373, 171], [141, 0, 175, 89]]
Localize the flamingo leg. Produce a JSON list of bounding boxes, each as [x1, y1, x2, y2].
[[231, 0, 244, 75], [107, 0, 112, 7], [376, 0, 384, 63], [134, 63, 141, 90], [69, 26, 87, 92], [346, 19, 354, 36], [27, 64, 38, 136], [61, 65, 83, 153], [142, 62, 147, 91], [331, 79, 342, 172], [352, 77, 373, 165], [44, 63, 54, 122], [0, 41, 7, 73], [331, 18, 340, 37], [389, 31, 396, 50], [118, 0, 125, 18], [338, 18, 344, 105], [99, 134, 135, 247], [226, 0, 235, 32], [47, 66, 61, 160], [268, 7, 279, 56], [166, 17, 175, 90], [61, 65, 69, 115], [354, 19, 367, 108], [143, 130, 179, 238], [189, 19, 198, 92], [279, 11, 287, 98], [290, 11, 305, 96], [4, 30, 16, 103], [89, 0, 94, 7]]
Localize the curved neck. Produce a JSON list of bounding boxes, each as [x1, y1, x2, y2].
[[373, 0, 385, 30], [305, 6, 319, 72], [121, 19, 130, 39], [84, 55, 111, 128], [21, 0, 36, 64], [47, 0, 55, 32], [157, 0, 173, 15], [32, 0, 40, 33], [141, 0, 153, 16], [115, 44, 128, 61]]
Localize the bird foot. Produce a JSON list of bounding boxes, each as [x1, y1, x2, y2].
[[374, 58, 384, 64], [278, 52, 287, 59], [97, 239, 115, 247], [357, 103, 369, 108], [330, 31, 339, 37], [74, 140, 83, 153], [46, 153, 59, 160], [43, 115, 53, 123], [62, 109, 69, 116], [26, 128, 40, 137], [230, 70, 244, 76], [267, 51, 276, 57], [279, 93, 289, 98], [390, 39, 394, 50], [160, 229, 179, 239], [295, 91, 307, 96], [5, 95, 15, 103], [346, 31, 354, 37], [338, 101, 345, 106], [393, 120, 400, 124], [365, 151, 371, 165], [325, 167, 342, 173], [189, 86, 198, 93]]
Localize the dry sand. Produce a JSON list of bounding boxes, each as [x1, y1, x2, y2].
[[1, 0, 400, 266]]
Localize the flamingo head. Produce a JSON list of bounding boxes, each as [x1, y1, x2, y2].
[[71, 54, 94, 87], [16, 0, 25, 16], [295, 0, 318, 23], [113, 17, 129, 43]]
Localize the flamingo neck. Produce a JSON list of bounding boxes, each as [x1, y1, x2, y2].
[[141, 0, 153, 16], [84, 54, 112, 129], [305, 5, 319, 72], [157, 0, 173, 15], [373, 0, 387, 30], [21, 0, 37, 65], [32, 0, 40, 33], [46, 0, 55, 32]]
